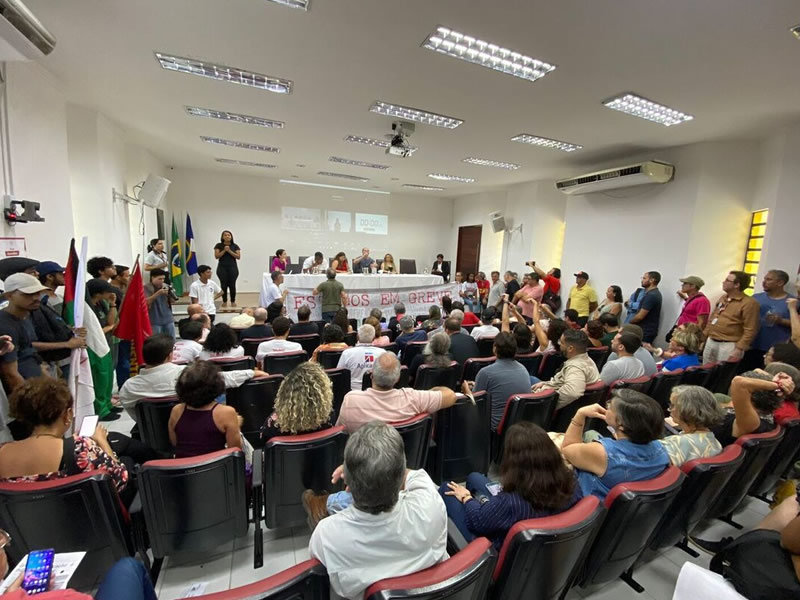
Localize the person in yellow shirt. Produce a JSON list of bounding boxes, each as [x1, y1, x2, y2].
[[567, 271, 598, 326]]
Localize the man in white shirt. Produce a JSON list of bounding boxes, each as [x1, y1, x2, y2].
[[172, 320, 204, 363], [302, 251, 326, 274], [255, 316, 302, 363], [471, 307, 500, 340], [308, 421, 448, 600], [336, 325, 386, 390], [606, 324, 658, 376], [260, 270, 288, 308], [487, 270, 505, 307], [599, 331, 646, 385], [119, 333, 263, 420], [189, 265, 223, 319]]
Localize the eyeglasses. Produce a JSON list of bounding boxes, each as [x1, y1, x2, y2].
[[0, 529, 11, 550]]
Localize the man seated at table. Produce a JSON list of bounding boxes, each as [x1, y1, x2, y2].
[[352, 247, 375, 273], [336, 325, 387, 390], [302, 251, 326, 274], [431, 253, 450, 282]]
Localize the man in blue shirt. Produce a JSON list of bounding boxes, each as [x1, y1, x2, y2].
[[625, 271, 663, 343], [746, 269, 795, 370]]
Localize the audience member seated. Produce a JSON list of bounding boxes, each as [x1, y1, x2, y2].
[[564, 309, 582, 330], [395, 316, 426, 355], [336, 352, 456, 433], [172, 320, 204, 363], [513, 322, 533, 353], [463, 332, 531, 431], [331, 251, 349, 273], [365, 317, 391, 347], [175, 302, 205, 332], [168, 361, 242, 458], [380, 253, 395, 273], [444, 316, 480, 368], [333, 307, 354, 334], [712, 370, 794, 446], [311, 324, 349, 362], [266, 299, 287, 323], [584, 320, 605, 348], [766, 362, 800, 424], [561, 390, 670, 500], [308, 422, 448, 599], [592, 285, 625, 320], [421, 305, 443, 331], [440, 295, 453, 318], [599, 313, 621, 347], [336, 325, 387, 390], [454, 301, 480, 326], [368, 308, 388, 329], [289, 304, 319, 336], [441, 422, 581, 549], [599, 332, 645, 385], [471, 307, 500, 340], [238, 307, 274, 339], [532, 329, 601, 409], [199, 323, 245, 360], [765, 341, 800, 369], [388, 302, 406, 334], [255, 317, 302, 363], [606, 324, 658, 376], [190, 312, 211, 342], [119, 334, 262, 420], [409, 332, 452, 383], [660, 328, 702, 371], [660, 385, 724, 466], [261, 362, 333, 443], [229, 307, 256, 330]]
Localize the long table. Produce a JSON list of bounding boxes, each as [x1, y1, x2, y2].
[[282, 273, 444, 289]]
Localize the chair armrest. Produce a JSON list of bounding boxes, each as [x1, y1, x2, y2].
[[252, 449, 264, 569], [447, 518, 469, 554]]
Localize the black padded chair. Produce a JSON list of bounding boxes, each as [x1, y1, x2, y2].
[[711, 357, 741, 394], [611, 375, 653, 394], [135, 396, 179, 454], [189, 559, 329, 600], [138, 449, 249, 559], [704, 426, 784, 527], [344, 331, 357, 346], [587, 346, 610, 371], [579, 466, 684, 592], [647, 369, 685, 415], [263, 427, 347, 528], [415, 362, 460, 391], [0, 472, 132, 591], [461, 357, 496, 383], [365, 537, 495, 600], [381, 342, 399, 355], [550, 381, 608, 433], [538, 352, 565, 381], [493, 390, 559, 463], [242, 338, 271, 360], [490, 496, 606, 600], [314, 320, 328, 336], [750, 418, 800, 501], [514, 352, 543, 377], [264, 350, 307, 375], [363, 366, 410, 391], [401, 341, 427, 366], [317, 349, 345, 369], [429, 392, 490, 483], [391, 413, 434, 469], [462, 324, 476, 335], [288, 334, 321, 357], [325, 368, 351, 424], [679, 362, 717, 387], [477, 337, 497, 358], [399, 259, 417, 274], [209, 356, 256, 371], [225, 375, 284, 447]]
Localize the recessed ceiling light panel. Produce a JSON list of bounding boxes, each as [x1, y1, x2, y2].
[[216, 158, 276, 168], [511, 134, 582, 152], [370, 101, 463, 129], [155, 52, 292, 94], [317, 171, 370, 182], [403, 184, 445, 191], [344, 135, 419, 154], [329, 156, 390, 170], [428, 173, 475, 183], [185, 106, 284, 128], [266, 0, 309, 10], [422, 26, 555, 83], [201, 136, 280, 153], [280, 179, 389, 195], [462, 157, 520, 170], [603, 93, 694, 127]]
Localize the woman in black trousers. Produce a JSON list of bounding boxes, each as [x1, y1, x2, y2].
[[214, 230, 241, 307]]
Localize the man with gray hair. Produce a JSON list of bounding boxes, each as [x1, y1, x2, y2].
[[312, 269, 346, 323], [336, 324, 387, 389], [388, 302, 406, 334], [395, 315, 426, 357], [337, 352, 457, 433], [308, 421, 448, 599]]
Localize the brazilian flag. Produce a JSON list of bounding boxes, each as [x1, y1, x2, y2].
[[170, 216, 184, 296]]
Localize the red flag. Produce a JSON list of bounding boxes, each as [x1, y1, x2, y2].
[[115, 261, 152, 365], [62, 239, 79, 325]]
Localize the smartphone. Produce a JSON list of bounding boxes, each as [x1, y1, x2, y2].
[[78, 415, 98, 437], [22, 549, 54, 595], [485, 482, 503, 496]]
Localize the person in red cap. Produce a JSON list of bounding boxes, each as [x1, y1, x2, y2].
[[566, 271, 597, 327]]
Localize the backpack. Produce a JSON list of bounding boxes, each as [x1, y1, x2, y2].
[[29, 303, 73, 362], [543, 289, 561, 312]]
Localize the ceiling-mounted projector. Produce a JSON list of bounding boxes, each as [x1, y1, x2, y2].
[[385, 120, 414, 158]]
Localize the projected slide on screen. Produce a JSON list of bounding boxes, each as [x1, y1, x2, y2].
[[281, 207, 322, 231], [326, 211, 351, 233], [355, 213, 389, 235]]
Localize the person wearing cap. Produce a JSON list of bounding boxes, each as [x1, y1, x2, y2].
[[624, 271, 663, 344], [38, 261, 66, 315], [672, 276, 711, 333], [566, 271, 597, 327]]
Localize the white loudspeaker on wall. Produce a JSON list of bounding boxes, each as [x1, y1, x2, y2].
[[490, 213, 506, 234], [139, 174, 171, 208]]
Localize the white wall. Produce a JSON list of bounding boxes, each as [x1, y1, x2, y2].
[[165, 168, 454, 292]]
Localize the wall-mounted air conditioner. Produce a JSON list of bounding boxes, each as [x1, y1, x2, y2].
[[0, 0, 55, 61], [555, 160, 674, 195]]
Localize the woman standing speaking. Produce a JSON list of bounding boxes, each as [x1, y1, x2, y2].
[[214, 230, 241, 307]]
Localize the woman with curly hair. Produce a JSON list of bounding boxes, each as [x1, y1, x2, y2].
[[261, 362, 333, 443], [440, 422, 580, 549], [198, 323, 245, 360]]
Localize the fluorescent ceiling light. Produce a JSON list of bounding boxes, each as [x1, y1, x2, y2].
[[317, 171, 369, 182], [511, 134, 583, 153], [370, 101, 463, 129], [603, 93, 694, 127], [403, 184, 445, 191], [216, 158, 276, 168], [155, 52, 292, 94], [265, 0, 309, 10], [185, 106, 284, 128], [428, 173, 475, 183], [329, 156, 390, 170], [422, 26, 555, 83], [280, 179, 389, 195], [462, 157, 520, 170], [201, 136, 280, 153], [343, 135, 419, 155]]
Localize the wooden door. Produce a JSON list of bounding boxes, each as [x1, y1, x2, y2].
[[456, 225, 482, 276]]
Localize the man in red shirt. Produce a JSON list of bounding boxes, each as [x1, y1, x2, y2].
[[529, 261, 561, 295]]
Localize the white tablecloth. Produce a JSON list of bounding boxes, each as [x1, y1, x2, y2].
[[281, 273, 443, 290]]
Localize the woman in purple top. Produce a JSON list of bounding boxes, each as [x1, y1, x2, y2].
[[270, 248, 289, 273], [168, 361, 242, 458], [440, 422, 581, 549]]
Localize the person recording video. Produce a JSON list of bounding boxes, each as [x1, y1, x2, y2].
[[144, 268, 178, 338]]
